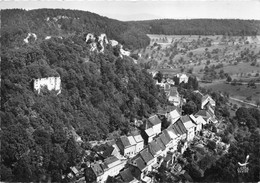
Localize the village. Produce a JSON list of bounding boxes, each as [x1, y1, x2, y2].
[[60, 73, 230, 183]]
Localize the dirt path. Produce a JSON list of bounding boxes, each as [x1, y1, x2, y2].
[[229, 97, 257, 107]]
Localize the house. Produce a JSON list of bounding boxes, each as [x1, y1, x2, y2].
[[33, 76, 61, 94], [130, 156, 148, 181], [147, 115, 162, 135], [161, 151, 176, 168], [165, 124, 183, 152], [141, 126, 156, 145], [195, 110, 211, 124], [189, 115, 206, 134], [119, 168, 138, 183], [195, 110, 217, 124], [116, 136, 136, 158], [131, 130, 144, 155], [102, 156, 126, 181], [176, 73, 189, 83], [167, 107, 181, 124], [139, 148, 156, 172], [101, 144, 120, 159], [168, 87, 181, 106], [171, 119, 187, 140], [148, 140, 162, 158], [154, 136, 166, 155], [181, 116, 196, 142], [85, 162, 104, 183], [201, 94, 216, 109]]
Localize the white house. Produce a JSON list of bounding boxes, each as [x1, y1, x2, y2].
[[189, 115, 206, 134], [33, 77, 61, 94], [131, 131, 144, 155], [176, 73, 189, 83], [147, 115, 162, 135], [116, 136, 136, 158], [201, 94, 216, 109], [101, 156, 127, 182], [167, 108, 181, 124], [181, 116, 196, 142], [168, 87, 181, 106]]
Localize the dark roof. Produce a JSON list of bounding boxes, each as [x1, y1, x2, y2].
[[148, 115, 161, 126], [169, 88, 178, 97], [119, 136, 131, 147], [100, 163, 108, 171], [195, 110, 210, 118], [140, 148, 154, 164], [181, 115, 191, 123], [90, 163, 104, 176], [106, 139, 116, 146], [162, 130, 171, 144], [148, 140, 161, 156], [102, 145, 115, 158], [104, 156, 119, 166], [133, 157, 146, 171], [155, 137, 166, 151], [172, 119, 187, 136], [120, 168, 135, 182]]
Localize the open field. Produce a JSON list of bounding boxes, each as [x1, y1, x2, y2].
[[200, 82, 260, 103]]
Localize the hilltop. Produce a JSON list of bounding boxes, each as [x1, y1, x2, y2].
[[129, 19, 260, 36]]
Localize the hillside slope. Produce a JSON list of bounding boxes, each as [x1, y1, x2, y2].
[[129, 19, 260, 35], [0, 9, 166, 182], [1, 9, 150, 50]]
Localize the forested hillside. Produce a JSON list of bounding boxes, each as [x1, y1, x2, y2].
[[1, 9, 150, 50], [129, 19, 260, 35], [0, 9, 166, 182]]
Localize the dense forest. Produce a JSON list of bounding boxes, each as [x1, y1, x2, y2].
[[1, 8, 260, 182], [0, 9, 166, 182], [129, 19, 260, 36], [1, 9, 150, 50]]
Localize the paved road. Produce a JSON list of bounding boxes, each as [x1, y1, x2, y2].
[[229, 97, 258, 107]]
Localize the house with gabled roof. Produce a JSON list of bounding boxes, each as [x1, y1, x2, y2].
[[139, 148, 156, 172], [101, 156, 127, 182], [148, 140, 162, 158], [119, 168, 138, 183], [147, 114, 162, 135], [140, 125, 156, 145], [195, 110, 211, 124], [181, 115, 196, 142], [171, 119, 187, 140], [189, 114, 205, 134], [176, 73, 189, 83], [167, 107, 181, 124], [129, 156, 148, 181], [165, 125, 180, 152], [168, 87, 181, 106], [201, 94, 216, 109], [116, 136, 136, 158], [131, 130, 144, 155], [85, 162, 104, 183]]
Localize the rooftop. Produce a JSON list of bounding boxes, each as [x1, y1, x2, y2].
[[119, 136, 131, 148], [148, 140, 161, 156], [133, 157, 146, 171], [104, 156, 120, 168], [148, 115, 162, 126], [120, 168, 135, 182], [90, 163, 104, 176], [140, 148, 154, 164], [172, 119, 187, 136]]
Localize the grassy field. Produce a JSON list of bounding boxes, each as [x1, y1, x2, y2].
[[200, 82, 260, 102]]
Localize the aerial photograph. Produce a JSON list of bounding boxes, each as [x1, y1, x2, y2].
[[1, 0, 260, 182]]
